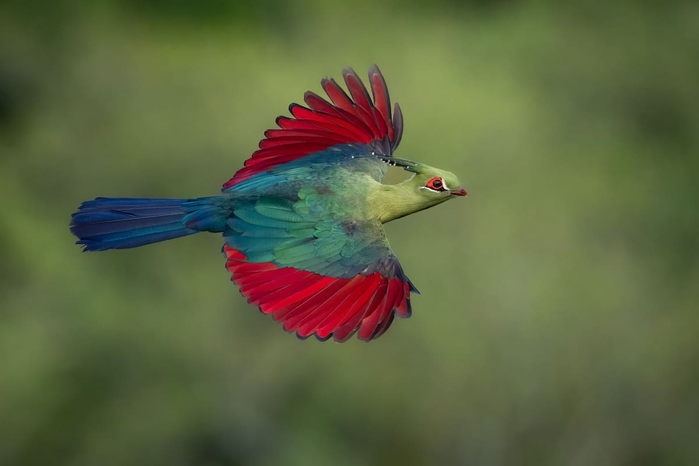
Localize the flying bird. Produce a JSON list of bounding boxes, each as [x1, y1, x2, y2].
[[70, 65, 466, 342]]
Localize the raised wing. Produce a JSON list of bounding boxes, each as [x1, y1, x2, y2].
[[223, 196, 417, 342], [223, 65, 404, 189]]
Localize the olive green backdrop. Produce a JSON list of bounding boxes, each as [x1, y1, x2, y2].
[[1, 1, 698, 465]]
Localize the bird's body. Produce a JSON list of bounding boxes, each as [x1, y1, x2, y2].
[[70, 66, 466, 342]]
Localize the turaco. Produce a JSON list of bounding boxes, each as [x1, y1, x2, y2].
[[70, 65, 467, 342]]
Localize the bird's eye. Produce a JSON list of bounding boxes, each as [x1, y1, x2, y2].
[[426, 177, 445, 191]]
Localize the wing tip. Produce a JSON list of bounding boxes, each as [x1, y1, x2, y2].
[[314, 332, 333, 342], [275, 115, 290, 127], [341, 66, 358, 79]]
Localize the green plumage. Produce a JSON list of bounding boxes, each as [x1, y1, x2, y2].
[[220, 152, 465, 280]]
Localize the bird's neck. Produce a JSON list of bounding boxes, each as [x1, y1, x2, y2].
[[367, 181, 427, 224]]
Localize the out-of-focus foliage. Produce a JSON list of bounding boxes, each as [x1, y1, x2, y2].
[[1, 1, 698, 465]]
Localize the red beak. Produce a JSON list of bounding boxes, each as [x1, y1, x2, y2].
[[450, 188, 467, 197]]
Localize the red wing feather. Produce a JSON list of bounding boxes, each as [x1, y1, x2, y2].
[[369, 279, 403, 339], [263, 128, 353, 143], [303, 92, 345, 118], [322, 78, 355, 113], [223, 66, 403, 189], [294, 275, 365, 337], [224, 245, 412, 342], [342, 68, 373, 115], [277, 280, 348, 329], [334, 281, 387, 342], [277, 116, 367, 141], [315, 273, 380, 340], [259, 136, 345, 150], [359, 278, 398, 340], [369, 65, 391, 123]]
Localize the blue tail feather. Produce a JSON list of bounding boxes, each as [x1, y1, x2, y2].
[[70, 197, 226, 251]]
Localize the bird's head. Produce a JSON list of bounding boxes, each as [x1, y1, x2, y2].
[[410, 163, 467, 202], [373, 157, 467, 223]]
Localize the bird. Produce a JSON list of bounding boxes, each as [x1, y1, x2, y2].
[[70, 65, 467, 342]]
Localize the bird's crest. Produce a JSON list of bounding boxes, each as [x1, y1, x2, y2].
[[375, 155, 420, 173]]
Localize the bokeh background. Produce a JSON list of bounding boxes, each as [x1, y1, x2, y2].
[[2, 1, 698, 465]]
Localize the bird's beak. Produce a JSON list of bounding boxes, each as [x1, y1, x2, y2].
[[450, 188, 467, 197]]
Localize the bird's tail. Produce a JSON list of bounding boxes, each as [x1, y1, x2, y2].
[[70, 197, 226, 251]]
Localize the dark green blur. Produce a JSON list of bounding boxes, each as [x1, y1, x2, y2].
[[1, 1, 698, 464]]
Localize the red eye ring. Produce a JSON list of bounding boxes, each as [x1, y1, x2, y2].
[[426, 177, 445, 191]]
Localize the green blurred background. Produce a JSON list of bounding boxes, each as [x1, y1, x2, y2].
[[1, 1, 698, 464]]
